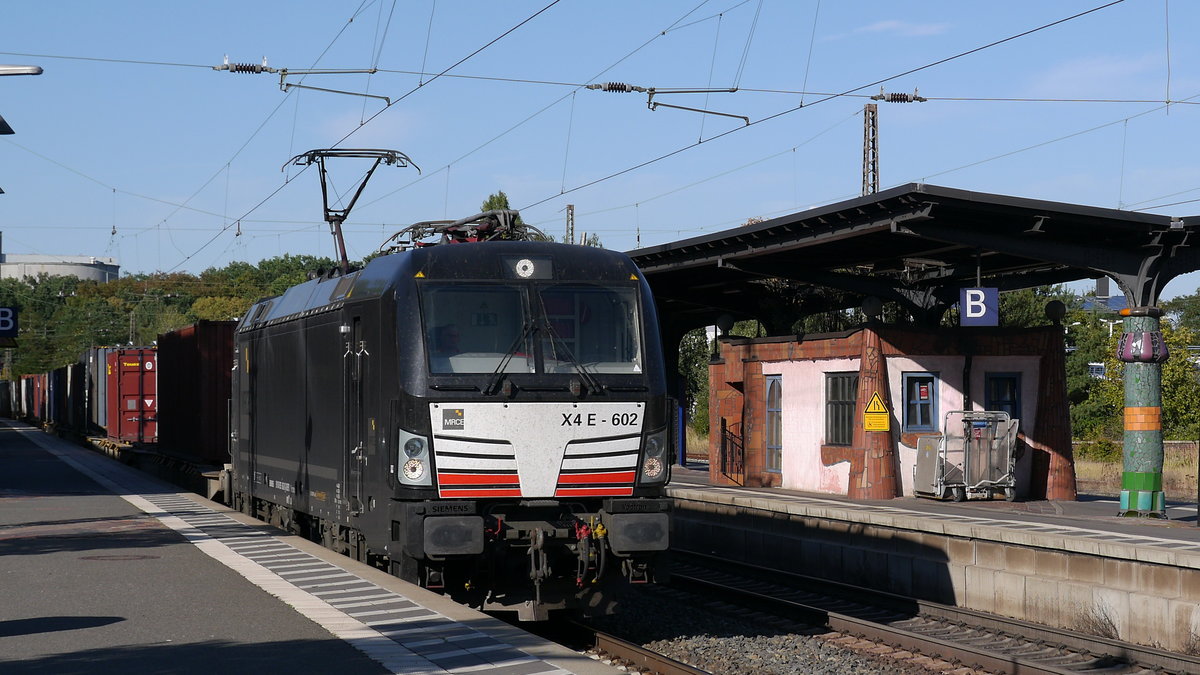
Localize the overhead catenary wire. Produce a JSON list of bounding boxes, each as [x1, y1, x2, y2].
[[5, 0, 1162, 277], [563, 107, 860, 220], [164, 1, 564, 273], [699, 11, 724, 141], [13, 44, 1191, 109], [419, 0, 438, 86], [916, 93, 1190, 185], [164, 0, 1133, 271], [519, 0, 1131, 212], [356, 0, 727, 211], [1164, 0, 1172, 113], [732, 0, 763, 89], [799, 0, 821, 107]]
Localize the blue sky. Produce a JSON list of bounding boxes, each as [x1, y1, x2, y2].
[[2, 1, 1199, 299]]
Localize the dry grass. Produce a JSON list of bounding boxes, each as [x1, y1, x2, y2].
[[685, 428, 709, 462], [1075, 442, 1199, 498], [1072, 601, 1120, 640]]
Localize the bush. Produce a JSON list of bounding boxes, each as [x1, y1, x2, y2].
[[1075, 439, 1122, 462]]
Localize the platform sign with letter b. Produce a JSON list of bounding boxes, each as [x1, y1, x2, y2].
[[0, 307, 18, 338], [959, 288, 998, 327]]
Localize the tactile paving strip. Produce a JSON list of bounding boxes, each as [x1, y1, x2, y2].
[[19, 424, 574, 675]]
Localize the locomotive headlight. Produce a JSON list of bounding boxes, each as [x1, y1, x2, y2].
[[642, 456, 664, 480], [639, 427, 669, 483], [397, 428, 432, 486], [645, 434, 664, 458], [402, 458, 425, 481]]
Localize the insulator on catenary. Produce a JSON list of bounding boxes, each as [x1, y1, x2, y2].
[[586, 82, 642, 93], [871, 89, 927, 103], [228, 62, 266, 74]]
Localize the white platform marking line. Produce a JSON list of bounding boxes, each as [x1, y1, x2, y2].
[[245, 551, 317, 560], [328, 592, 404, 604], [310, 586, 378, 597], [716, 485, 1200, 547], [278, 572, 350, 582], [125, 494, 446, 674], [20, 434, 441, 675], [20, 427, 580, 675], [298, 577, 372, 587], [351, 606, 428, 618], [362, 611, 435, 626]]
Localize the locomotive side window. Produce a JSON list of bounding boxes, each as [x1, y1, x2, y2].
[[538, 285, 641, 374], [421, 284, 532, 374]]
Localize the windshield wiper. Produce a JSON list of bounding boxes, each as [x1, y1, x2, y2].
[[484, 319, 537, 396], [536, 296, 603, 395]]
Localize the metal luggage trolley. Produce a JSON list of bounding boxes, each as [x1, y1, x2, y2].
[[913, 410, 1019, 502]]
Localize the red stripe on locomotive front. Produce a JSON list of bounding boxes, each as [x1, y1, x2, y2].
[[439, 488, 524, 498], [556, 471, 637, 485], [554, 487, 635, 497], [437, 473, 520, 485]]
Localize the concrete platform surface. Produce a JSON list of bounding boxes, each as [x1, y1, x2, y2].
[[668, 463, 1200, 564], [0, 421, 617, 675]]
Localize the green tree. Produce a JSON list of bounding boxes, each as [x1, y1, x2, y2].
[[996, 285, 1077, 327], [481, 190, 517, 214], [678, 328, 711, 435], [258, 254, 339, 296], [1163, 291, 1200, 331], [480, 191, 554, 241], [1065, 311, 1121, 439], [192, 296, 252, 321]]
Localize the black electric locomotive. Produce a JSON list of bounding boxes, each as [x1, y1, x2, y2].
[[229, 212, 672, 620]]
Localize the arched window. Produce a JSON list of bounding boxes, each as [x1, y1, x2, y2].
[[766, 375, 782, 473]]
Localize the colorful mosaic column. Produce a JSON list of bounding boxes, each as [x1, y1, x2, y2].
[[1116, 307, 1168, 518]]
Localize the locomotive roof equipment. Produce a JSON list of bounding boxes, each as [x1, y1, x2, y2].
[[285, 148, 418, 276]]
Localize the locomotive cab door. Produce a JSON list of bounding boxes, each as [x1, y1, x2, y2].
[[345, 316, 367, 514], [234, 341, 255, 511]]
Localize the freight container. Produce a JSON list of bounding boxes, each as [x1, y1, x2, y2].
[[67, 362, 86, 432], [48, 366, 68, 427], [21, 373, 46, 423], [106, 348, 157, 443], [157, 321, 234, 464], [84, 347, 117, 433]]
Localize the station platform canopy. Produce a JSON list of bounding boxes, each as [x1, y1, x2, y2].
[[627, 183, 1200, 333]]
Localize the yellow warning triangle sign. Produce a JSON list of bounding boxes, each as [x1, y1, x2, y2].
[[865, 392, 888, 414]]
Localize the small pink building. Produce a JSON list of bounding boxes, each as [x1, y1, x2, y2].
[[708, 323, 1076, 501]]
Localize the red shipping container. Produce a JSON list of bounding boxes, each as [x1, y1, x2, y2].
[[157, 321, 235, 464], [106, 348, 158, 443]]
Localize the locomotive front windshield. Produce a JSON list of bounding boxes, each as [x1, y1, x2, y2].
[[420, 282, 642, 375]]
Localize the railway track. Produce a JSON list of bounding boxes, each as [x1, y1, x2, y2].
[[522, 618, 711, 675], [586, 626, 712, 675], [671, 550, 1200, 675]]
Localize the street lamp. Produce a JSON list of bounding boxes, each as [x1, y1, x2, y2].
[[0, 64, 43, 135]]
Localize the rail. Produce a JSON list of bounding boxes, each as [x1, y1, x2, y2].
[[670, 551, 1200, 675]]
